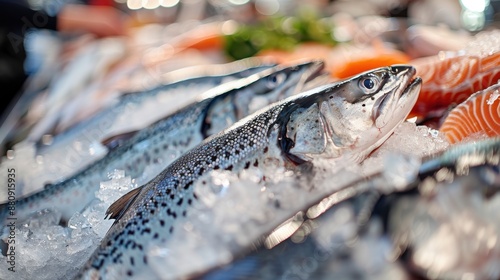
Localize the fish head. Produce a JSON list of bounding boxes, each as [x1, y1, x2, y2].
[[201, 60, 324, 136], [282, 65, 421, 163], [230, 60, 325, 118], [250, 60, 325, 98]]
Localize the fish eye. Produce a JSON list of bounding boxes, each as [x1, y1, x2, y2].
[[358, 76, 380, 94], [267, 73, 286, 89]]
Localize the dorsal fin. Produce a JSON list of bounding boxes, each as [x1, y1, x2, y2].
[[105, 186, 143, 221], [101, 130, 138, 150]]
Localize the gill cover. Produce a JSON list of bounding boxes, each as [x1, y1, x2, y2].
[[276, 65, 418, 164]]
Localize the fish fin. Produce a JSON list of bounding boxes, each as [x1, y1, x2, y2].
[[101, 130, 139, 150], [0, 202, 7, 224], [105, 186, 143, 221]]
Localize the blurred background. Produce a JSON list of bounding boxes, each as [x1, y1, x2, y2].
[[0, 2, 499, 280], [0, 0, 499, 151]]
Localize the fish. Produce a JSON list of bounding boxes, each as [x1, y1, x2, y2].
[[383, 138, 500, 280], [1, 58, 277, 196], [0, 61, 324, 226], [26, 38, 127, 144], [53, 56, 274, 135], [199, 191, 388, 280], [34, 58, 275, 154], [258, 41, 410, 80], [410, 30, 500, 120], [76, 65, 421, 279], [200, 138, 500, 280], [439, 81, 500, 144]]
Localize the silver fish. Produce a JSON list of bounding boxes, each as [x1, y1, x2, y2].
[[77, 65, 421, 279], [387, 138, 500, 280], [0, 61, 323, 225], [198, 139, 500, 280], [20, 59, 276, 189]]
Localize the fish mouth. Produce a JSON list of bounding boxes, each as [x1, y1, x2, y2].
[[400, 76, 422, 102], [373, 65, 421, 128]]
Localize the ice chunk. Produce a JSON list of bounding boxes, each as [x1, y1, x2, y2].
[[380, 153, 421, 192], [21, 209, 62, 230], [464, 29, 500, 57], [0, 169, 135, 280], [82, 201, 114, 238], [97, 169, 134, 206], [361, 122, 449, 177], [83, 169, 136, 238], [389, 165, 500, 279], [0, 208, 99, 280], [375, 122, 449, 158]]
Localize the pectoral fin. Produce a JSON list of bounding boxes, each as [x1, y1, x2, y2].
[[106, 186, 143, 221], [287, 103, 327, 160], [101, 130, 139, 150]]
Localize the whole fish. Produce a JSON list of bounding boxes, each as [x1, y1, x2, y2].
[[199, 139, 500, 280], [34, 57, 276, 151], [0, 61, 323, 225], [37, 60, 275, 169], [26, 38, 127, 143], [78, 65, 421, 279], [381, 138, 500, 280], [0, 59, 277, 200]]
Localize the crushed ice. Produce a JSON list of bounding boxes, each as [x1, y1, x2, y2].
[[0, 169, 135, 280], [1, 122, 454, 279], [389, 166, 500, 279], [0, 140, 108, 203]]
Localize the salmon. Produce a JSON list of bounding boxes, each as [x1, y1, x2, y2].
[[410, 30, 500, 119], [439, 82, 500, 144], [77, 65, 421, 279]]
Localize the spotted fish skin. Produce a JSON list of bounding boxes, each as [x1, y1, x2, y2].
[[32, 59, 277, 175], [0, 61, 323, 225], [78, 65, 421, 279]]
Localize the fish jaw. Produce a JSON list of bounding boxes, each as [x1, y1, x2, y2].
[[341, 66, 421, 160], [280, 65, 421, 163], [372, 65, 418, 128]]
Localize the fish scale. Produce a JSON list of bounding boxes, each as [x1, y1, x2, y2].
[[0, 101, 208, 224], [0, 61, 323, 227], [78, 65, 422, 279], [6, 61, 278, 196], [86, 104, 284, 280]]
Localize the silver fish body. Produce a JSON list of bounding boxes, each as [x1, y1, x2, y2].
[[0, 61, 323, 225], [78, 65, 421, 279], [21, 59, 277, 189], [198, 139, 500, 280], [386, 138, 500, 280]]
